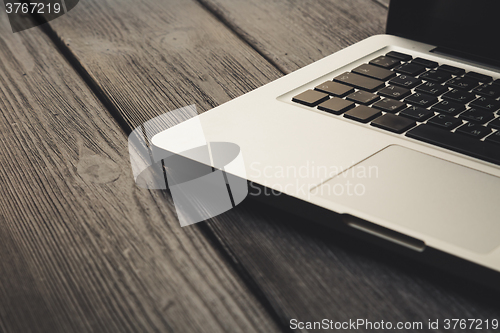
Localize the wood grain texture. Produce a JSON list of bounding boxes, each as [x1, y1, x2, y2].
[[0, 10, 280, 333], [197, 0, 388, 73], [42, 0, 500, 332], [46, 0, 283, 130]]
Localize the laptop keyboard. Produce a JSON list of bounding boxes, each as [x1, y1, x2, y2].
[[292, 51, 500, 166]]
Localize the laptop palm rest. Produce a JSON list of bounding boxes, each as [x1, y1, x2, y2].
[[312, 145, 500, 254]]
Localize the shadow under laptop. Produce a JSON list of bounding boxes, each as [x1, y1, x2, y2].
[[205, 196, 500, 317], [278, 200, 497, 298]]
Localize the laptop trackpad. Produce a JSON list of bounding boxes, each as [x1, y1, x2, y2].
[[313, 145, 500, 253]]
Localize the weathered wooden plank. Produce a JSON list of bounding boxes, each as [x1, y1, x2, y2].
[[43, 0, 283, 127], [197, 0, 388, 73], [43, 0, 500, 331], [0, 10, 281, 333]]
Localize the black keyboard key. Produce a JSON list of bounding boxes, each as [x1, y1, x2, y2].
[[292, 90, 329, 106], [404, 93, 438, 108], [493, 79, 500, 86], [442, 89, 476, 103], [428, 114, 462, 130], [438, 64, 465, 76], [386, 51, 412, 61], [372, 98, 406, 113], [406, 124, 500, 166], [346, 91, 379, 105], [485, 131, 500, 145], [460, 109, 495, 124], [400, 106, 434, 122], [415, 82, 448, 96], [352, 64, 396, 81], [419, 70, 452, 83], [394, 63, 426, 76], [464, 71, 492, 83], [343, 106, 382, 123], [377, 85, 411, 99], [472, 83, 500, 99], [431, 100, 466, 116], [389, 74, 421, 88], [469, 97, 500, 112], [456, 123, 492, 139], [369, 56, 400, 69], [446, 77, 480, 90], [412, 57, 438, 68], [333, 72, 385, 92], [317, 97, 355, 115], [487, 118, 500, 130], [371, 114, 416, 134], [315, 81, 354, 97]]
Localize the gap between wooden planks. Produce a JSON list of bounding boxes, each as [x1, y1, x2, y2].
[[0, 8, 281, 333]]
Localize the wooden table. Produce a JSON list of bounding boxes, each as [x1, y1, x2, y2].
[[0, 0, 499, 332]]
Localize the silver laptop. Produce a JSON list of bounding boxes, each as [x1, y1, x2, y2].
[[151, 0, 500, 289]]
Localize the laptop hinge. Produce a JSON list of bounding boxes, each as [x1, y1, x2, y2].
[[431, 47, 500, 72]]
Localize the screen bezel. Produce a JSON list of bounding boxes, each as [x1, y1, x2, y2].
[[386, 0, 500, 67]]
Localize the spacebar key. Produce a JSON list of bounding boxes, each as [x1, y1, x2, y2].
[[406, 124, 500, 165]]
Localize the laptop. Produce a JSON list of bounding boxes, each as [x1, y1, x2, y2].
[[151, 0, 500, 290]]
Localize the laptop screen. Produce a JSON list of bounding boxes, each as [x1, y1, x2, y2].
[[386, 0, 500, 67]]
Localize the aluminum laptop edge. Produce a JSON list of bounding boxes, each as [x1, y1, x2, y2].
[[151, 0, 500, 290]]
